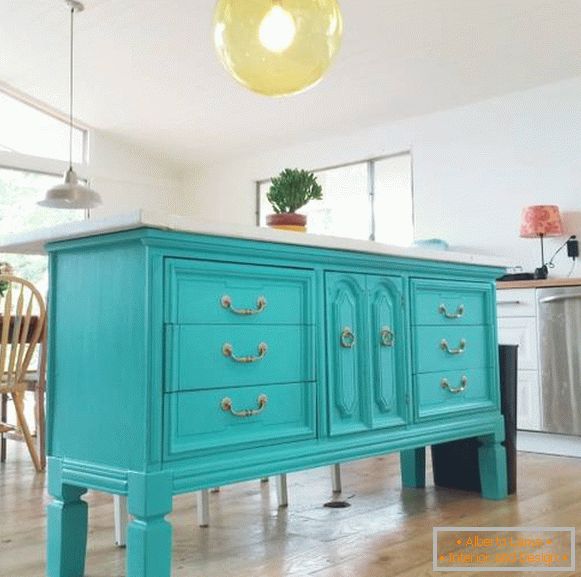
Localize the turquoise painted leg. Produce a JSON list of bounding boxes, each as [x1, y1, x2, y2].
[[46, 457, 88, 577], [400, 448, 426, 488], [126, 471, 173, 577], [478, 435, 508, 500]]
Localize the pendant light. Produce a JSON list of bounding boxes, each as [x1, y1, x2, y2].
[[213, 0, 343, 97], [39, 0, 101, 209]]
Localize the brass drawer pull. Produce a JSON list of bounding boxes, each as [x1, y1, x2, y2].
[[221, 295, 267, 316], [441, 375, 468, 394], [222, 342, 268, 363], [438, 304, 465, 319], [221, 394, 268, 417], [340, 327, 355, 348], [380, 326, 395, 347], [440, 338, 466, 355]]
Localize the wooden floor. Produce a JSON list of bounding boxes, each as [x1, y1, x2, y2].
[[1, 444, 581, 577]]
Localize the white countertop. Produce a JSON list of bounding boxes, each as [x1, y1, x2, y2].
[[0, 210, 508, 268]]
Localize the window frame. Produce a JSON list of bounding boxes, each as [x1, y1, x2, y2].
[[255, 151, 416, 242], [0, 84, 91, 186]]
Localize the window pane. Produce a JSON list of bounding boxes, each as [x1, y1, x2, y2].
[[304, 164, 370, 240], [374, 154, 414, 246], [260, 163, 371, 240], [0, 91, 85, 163], [0, 168, 84, 294]]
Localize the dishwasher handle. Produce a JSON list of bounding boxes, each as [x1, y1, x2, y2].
[[539, 292, 581, 304]]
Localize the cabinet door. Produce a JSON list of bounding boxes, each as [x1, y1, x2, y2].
[[326, 273, 368, 435], [497, 317, 538, 370], [367, 275, 407, 429], [517, 370, 542, 431]]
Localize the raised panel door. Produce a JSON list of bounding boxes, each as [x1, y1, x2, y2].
[[326, 272, 368, 435], [367, 275, 407, 429]]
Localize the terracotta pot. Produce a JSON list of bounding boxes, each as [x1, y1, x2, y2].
[[266, 213, 307, 233]]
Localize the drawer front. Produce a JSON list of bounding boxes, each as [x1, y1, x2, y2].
[[166, 325, 315, 391], [164, 382, 316, 457], [414, 325, 491, 373], [416, 368, 496, 419], [412, 279, 491, 326], [496, 288, 536, 317], [166, 258, 314, 325]]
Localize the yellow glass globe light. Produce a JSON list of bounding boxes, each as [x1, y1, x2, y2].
[[213, 0, 343, 97]]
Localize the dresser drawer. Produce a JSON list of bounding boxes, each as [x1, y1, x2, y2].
[[413, 325, 491, 373], [496, 288, 536, 317], [166, 258, 314, 325], [411, 279, 492, 326], [416, 368, 496, 419], [166, 325, 315, 391], [164, 382, 316, 457]]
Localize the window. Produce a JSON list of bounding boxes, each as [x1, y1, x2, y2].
[[0, 91, 85, 163], [257, 153, 414, 245], [0, 168, 83, 294], [0, 89, 89, 294]]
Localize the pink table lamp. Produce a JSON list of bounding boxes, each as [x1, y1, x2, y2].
[[520, 205, 563, 279]]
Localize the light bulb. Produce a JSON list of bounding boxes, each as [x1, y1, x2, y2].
[[259, 4, 296, 53], [213, 0, 343, 97]]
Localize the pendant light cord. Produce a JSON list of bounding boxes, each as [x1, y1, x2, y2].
[[69, 6, 74, 170]]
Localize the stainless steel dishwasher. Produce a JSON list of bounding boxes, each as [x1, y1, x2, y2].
[[538, 286, 581, 434]]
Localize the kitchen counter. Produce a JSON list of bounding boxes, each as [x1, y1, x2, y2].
[[0, 209, 507, 268], [498, 278, 581, 289]]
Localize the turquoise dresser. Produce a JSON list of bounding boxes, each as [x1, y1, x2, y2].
[[36, 222, 507, 577]]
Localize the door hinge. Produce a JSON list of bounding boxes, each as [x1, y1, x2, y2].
[[401, 296, 405, 308], [405, 393, 410, 405]]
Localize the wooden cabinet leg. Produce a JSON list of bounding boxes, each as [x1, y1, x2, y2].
[[126, 471, 173, 577], [478, 435, 508, 500], [276, 474, 288, 508], [46, 458, 88, 577], [197, 489, 210, 527], [331, 464, 342, 493], [400, 448, 426, 488], [113, 495, 128, 547]]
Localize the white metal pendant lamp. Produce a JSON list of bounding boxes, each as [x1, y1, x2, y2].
[[39, 0, 101, 209]]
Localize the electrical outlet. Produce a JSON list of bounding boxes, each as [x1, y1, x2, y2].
[[567, 236, 579, 259]]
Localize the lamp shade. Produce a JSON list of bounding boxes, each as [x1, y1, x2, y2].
[[520, 205, 563, 238], [38, 168, 101, 209]]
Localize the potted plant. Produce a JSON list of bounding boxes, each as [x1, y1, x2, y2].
[[266, 168, 322, 232]]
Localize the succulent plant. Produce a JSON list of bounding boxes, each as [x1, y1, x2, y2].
[[267, 169, 323, 214]]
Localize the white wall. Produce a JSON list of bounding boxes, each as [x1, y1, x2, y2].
[[184, 76, 581, 277], [88, 130, 184, 218]]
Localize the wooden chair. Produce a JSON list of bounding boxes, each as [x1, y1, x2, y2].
[[0, 275, 46, 472]]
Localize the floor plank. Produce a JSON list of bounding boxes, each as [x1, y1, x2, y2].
[[1, 445, 580, 577]]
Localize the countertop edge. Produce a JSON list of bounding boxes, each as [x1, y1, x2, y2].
[[497, 278, 581, 289], [0, 209, 509, 269]]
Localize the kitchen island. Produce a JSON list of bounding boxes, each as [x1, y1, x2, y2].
[[1, 211, 508, 577]]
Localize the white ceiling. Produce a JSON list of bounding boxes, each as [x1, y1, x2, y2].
[[1, 0, 581, 167]]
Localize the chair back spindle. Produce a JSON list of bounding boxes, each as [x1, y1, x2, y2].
[[0, 276, 45, 393]]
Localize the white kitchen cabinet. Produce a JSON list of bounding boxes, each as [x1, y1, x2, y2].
[[496, 288, 542, 431], [515, 370, 541, 431], [497, 316, 538, 371]]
